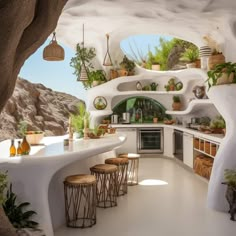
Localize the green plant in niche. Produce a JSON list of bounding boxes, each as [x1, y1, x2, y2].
[[89, 70, 107, 84], [173, 96, 181, 103], [210, 116, 225, 129], [180, 48, 199, 63], [70, 103, 90, 138], [206, 62, 236, 89], [3, 184, 39, 230], [70, 43, 96, 89], [119, 55, 136, 74]]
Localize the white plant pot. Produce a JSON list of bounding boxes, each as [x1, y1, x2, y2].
[[26, 132, 44, 145], [207, 84, 236, 211], [151, 64, 160, 71], [186, 62, 196, 68]]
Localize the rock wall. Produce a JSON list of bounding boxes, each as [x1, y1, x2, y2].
[[0, 78, 84, 141]]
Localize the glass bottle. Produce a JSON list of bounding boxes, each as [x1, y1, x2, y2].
[[21, 136, 30, 155], [10, 139, 16, 157], [17, 141, 22, 156]]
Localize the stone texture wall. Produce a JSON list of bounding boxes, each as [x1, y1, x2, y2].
[[0, 78, 83, 141]]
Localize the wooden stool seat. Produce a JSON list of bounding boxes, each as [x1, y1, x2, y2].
[[64, 174, 96, 228], [90, 164, 117, 173], [118, 153, 140, 186], [105, 157, 129, 165], [65, 174, 96, 185], [90, 164, 118, 208]]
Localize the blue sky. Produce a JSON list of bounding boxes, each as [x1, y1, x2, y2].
[[19, 35, 172, 104]]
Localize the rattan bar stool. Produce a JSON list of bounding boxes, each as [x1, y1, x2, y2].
[[119, 153, 140, 186], [90, 164, 118, 208], [105, 157, 129, 196], [64, 174, 96, 228]]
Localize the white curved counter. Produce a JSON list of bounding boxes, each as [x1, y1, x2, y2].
[[0, 134, 126, 236]]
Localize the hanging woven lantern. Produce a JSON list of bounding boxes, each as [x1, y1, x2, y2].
[[43, 32, 65, 61], [78, 61, 89, 81]]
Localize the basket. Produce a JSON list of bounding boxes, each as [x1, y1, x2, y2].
[[26, 132, 44, 145]]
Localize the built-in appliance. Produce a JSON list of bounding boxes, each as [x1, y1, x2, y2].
[[137, 128, 163, 154], [111, 114, 119, 124], [122, 112, 131, 124], [173, 129, 183, 161]]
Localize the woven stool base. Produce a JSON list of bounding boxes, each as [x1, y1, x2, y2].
[[64, 175, 96, 228], [90, 164, 118, 208]]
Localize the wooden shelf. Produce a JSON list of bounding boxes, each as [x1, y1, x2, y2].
[[166, 99, 213, 115]]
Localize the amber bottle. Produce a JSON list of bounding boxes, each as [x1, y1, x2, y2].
[[10, 139, 16, 157], [21, 136, 30, 155], [17, 141, 22, 156]]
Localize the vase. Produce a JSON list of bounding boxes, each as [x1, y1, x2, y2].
[[21, 136, 31, 155], [207, 84, 236, 211]]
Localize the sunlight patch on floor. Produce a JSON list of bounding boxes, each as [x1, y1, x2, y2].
[[138, 179, 168, 186]]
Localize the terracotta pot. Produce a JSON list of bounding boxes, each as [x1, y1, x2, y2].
[[151, 64, 160, 71], [195, 59, 201, 68], [169, 84, 175, 91], [119, 69, 128, 77], [172, 102, 181, 111], [208, 54, 225, 70], [153, 117, 158, 123]]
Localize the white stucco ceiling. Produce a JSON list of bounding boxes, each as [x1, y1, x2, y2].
[[56, 0, 236, 62]]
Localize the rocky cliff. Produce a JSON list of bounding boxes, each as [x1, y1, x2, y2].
[[0, 78, 84, 141]]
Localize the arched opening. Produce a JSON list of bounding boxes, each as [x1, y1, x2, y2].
[[120, 34, 199, 71]]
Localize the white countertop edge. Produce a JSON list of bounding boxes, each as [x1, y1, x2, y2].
[[111, 124, 224, 143]]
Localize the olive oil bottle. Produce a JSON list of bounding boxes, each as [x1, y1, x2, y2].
[[17, 141, 22, 156], [9, 139, 16, 157]]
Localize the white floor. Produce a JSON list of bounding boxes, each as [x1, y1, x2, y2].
[[55, 157, 236, 236]]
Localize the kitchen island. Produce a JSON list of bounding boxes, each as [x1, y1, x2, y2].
[[0, 133, 126, 236]]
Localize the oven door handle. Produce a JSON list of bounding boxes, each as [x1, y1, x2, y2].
[[139, 130, 162, 133]]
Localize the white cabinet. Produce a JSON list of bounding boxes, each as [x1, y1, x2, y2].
[[164, 127, 174, 158], [115, 128, 137, 154], [183, 132, 194, 168]]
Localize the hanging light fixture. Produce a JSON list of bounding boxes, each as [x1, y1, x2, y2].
[[103, 34, 113, 66], [78, 24, 89, 82], [43, 32, 65, 61]]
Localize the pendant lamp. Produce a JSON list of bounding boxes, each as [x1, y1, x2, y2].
[[103, 34, 113, 66], [78, 24, 89, 81], [43, 32, 64, 61]]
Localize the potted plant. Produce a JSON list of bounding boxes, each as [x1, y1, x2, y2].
[[180, 48, 199, 68], [70, 43, 96, 89], [89, 70, 107, 87], [70, 103, 90, 138], [207, 62, 236, 89], [119, 55, 136, 76], [203, 35, 225, 70], [147, 50, 161, 71], [164, 78, 176, 91], [222, 169, 236, 221], [210, 116, 225, 134], [172, 96, 181, 111], [150, 82, 158, 91]]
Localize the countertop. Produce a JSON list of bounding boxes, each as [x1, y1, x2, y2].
[[110, 123, 224, 143]]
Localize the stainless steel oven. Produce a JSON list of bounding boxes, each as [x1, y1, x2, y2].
[[137, 128, 163, 153]]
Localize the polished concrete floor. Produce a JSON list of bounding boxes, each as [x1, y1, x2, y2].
[[55, 157, 236, 236]]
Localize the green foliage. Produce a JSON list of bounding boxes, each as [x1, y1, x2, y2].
[[119, 55, 136, 72], [173, 96, 181, 103], [207, 62, 236, 89], [89, 70, 107, 82], [3, 184, 39, 229], [18, 120, 28, 137], [210, 116, 226, 129], [70, 43, 96, 89], [180, 48, 199, 62], [0, 171, 8, 204], [146, 37, 198, 70], [70, 103, 90, 136], [224, 169, 236, 187]]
